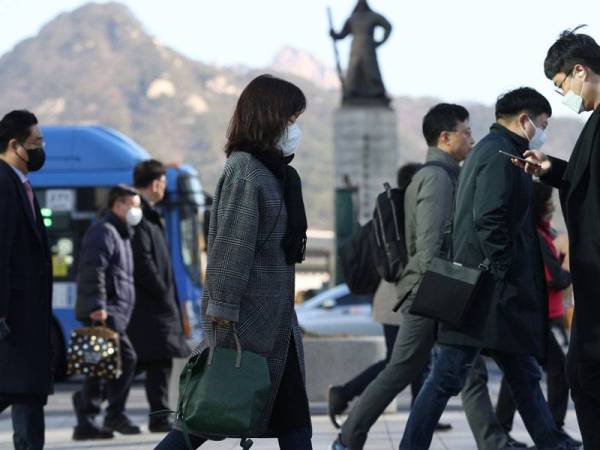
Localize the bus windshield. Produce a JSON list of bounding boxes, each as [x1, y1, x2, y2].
[[177, 176, 205, 286]]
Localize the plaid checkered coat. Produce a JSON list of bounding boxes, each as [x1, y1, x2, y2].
[[192, 151, 308, 437]]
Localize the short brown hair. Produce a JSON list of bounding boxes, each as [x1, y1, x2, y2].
[[225, 74, 306, 157]]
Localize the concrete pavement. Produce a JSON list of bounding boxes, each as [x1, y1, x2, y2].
[[0, 372, 582, 449]]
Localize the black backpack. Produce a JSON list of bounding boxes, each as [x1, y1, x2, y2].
[[340, 162, 453, 294], [340, 221, 382, 295], [369, 181, 409, 283]]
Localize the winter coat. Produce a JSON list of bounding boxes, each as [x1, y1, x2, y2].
[[537, 221, 570, 319], [0, 160, 53, 397], [127, 198, 191, 362], [191, 151, 310, 437], [75, 212, 135, 333], [438, 124, 548, 358], [372, 281, 400, 326], [541, 106, 600, 361], [394, 147, 460, 307]]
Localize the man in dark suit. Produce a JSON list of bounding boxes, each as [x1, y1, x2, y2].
[[128, 160, 190, 432], [0, 110, 53, 450], [127, 159, 191, 433], [518, 27, 600, 448], [399, 89, 581, 450]]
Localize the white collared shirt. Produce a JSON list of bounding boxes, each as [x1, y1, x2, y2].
[[8, 163, 28, 184]]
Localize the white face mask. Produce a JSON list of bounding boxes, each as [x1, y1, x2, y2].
[[562, 72, 585, 114], [278, 123, 302, 157], [126, 207, 143, 226], [526, 117, 547, 149]]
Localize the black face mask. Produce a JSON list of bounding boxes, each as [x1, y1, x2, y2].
[[17, 145, 46, 172]]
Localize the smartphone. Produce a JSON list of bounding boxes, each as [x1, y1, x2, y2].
[[498, 150, 541, 167]]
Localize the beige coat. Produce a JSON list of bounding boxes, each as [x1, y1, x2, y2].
[[372, 280, 401, 326]]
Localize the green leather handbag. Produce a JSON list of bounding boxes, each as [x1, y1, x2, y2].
[[175, 325, 271, 449]]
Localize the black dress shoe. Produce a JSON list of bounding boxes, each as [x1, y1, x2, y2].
[[328, 385, 349, 429], [72, 423, 114, 441], [434, 422, 453, 432], [104, 414, 142, 435], [149, 416, 173, 433]]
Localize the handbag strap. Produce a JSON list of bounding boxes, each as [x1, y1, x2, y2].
[[209, 323, 243, 368]]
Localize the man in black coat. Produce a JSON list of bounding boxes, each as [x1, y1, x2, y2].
[[399, 88, 580, 450], [128, 159, 190, 432], [73, 184, 143, 440], [519, 27, 600, 449], [0, 110, 53, 450]]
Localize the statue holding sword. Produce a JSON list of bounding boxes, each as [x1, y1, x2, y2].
[[328, 0, 392, 106]]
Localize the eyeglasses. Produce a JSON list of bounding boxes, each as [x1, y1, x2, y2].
[[554, 73, 571, 97], [447, 129, 472, 138]]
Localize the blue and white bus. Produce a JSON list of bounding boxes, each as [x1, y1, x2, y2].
[[29, 126, 205, 378]]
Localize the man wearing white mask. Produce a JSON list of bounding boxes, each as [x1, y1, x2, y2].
[[399, 88, 581, 450], [73, 184, 143, 440], [515, 26, 600, 449]]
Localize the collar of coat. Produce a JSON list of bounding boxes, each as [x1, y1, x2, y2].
[[490, 123, 529, 155], [426, 146, 461, 177], [105, 211, 133, 239], [140, 196, 163, 226]]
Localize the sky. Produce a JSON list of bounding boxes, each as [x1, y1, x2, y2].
[[0, 0, 599, 116]]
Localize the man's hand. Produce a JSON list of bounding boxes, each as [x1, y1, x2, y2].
[[209, 315, 232, 327], [512, 150, 552, 176], [90, 309, 108, 322]]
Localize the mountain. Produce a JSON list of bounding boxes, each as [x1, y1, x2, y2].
[[0, 2, 584, 228], [270, 47, 341, 91]]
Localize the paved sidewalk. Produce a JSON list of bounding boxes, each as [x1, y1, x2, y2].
[[0, 377, 582, 449]]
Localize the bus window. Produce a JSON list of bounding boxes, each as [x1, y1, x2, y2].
[[177, 176, 205, 286], [34, 187, 109, 285], [179, 204, 201, 285]]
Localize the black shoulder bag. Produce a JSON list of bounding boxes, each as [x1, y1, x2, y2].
[[408, 180, 489, 328]]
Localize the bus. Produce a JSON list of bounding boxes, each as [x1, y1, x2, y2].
[[29, 126, 206, 379]]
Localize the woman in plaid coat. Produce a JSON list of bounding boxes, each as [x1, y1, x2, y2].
[[156, 75, 311, 449]]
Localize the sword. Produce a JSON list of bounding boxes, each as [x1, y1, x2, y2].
[[327, 6, 346, 92]]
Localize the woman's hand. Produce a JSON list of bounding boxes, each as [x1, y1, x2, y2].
[[512, 150, 552, 177], [209, 316, 232, 327]]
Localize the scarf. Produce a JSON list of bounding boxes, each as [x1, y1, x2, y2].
[[237, 148, 308, 265]]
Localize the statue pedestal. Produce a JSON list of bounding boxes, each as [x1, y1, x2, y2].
[[333, 106, 398, 283], [334, 106, 398, 224]]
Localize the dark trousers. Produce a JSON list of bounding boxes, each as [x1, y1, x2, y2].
[[496, 330, 569, 430], [154, 425, 313, 450], [137, 359, 172, 414], [0, 396, 45, 450], [566, 336, 600, 449], [73, 332, 138, 424], [400, 344, 576, 450]]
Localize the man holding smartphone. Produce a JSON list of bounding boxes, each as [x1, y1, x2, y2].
[[399, 88, 580, 450], [516, 26, 600, 449]]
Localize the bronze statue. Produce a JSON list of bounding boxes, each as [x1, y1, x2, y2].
[[329, 0, 392, 106]]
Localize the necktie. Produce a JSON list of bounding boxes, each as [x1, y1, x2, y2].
[[23, 180, 36, 222]]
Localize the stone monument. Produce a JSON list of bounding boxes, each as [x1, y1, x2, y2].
[[329, 0, 398, 282]]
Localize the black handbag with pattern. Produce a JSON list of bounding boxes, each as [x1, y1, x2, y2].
[[66, 322, 122, 380]]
